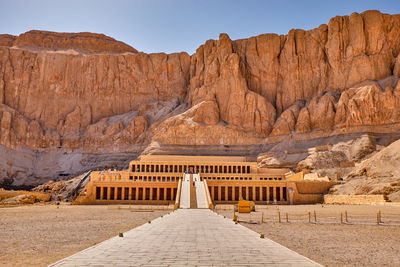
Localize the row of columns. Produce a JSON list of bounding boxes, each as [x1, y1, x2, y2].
[[209, 186, 287, 202], [131, 163, 251, 174], [204, 176, 283, 181], [95, 186, 177, 201], [130, 176, 179, 182]]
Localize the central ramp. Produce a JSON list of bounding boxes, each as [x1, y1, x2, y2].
[[50, 209, 321, 266], [193, 174, 208, 209], [179, 174, 191, 208]]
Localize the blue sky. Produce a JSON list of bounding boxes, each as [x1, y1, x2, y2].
[[0, 0, 398, 54]]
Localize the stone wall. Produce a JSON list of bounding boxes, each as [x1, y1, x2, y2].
[[324, 194, 387, 205], [293, 181, 335, 194]]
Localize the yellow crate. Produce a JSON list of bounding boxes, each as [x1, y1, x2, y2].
[[238, 200, 255, 213]]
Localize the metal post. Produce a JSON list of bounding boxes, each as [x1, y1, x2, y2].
[[308, 212, 311, 223], [278, 211, 281, 223], [286, 213, 288, 223], [314, 210, 317, 223]]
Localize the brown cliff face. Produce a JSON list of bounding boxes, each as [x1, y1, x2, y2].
[[12, 30, 138, 53], [0, 30, 190, 152], [1, 10, 400, 185]]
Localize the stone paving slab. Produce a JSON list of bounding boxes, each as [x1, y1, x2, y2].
[[50, 209, 322, 267]]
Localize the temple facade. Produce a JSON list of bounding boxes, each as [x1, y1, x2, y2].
[[77, 155, 334, 206]]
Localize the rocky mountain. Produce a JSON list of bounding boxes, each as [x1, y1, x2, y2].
[[1, 10, 400, 186]]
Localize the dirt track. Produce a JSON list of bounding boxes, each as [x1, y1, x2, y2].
[[0, 204, 169, 266]]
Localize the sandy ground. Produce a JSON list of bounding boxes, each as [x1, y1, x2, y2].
[[218, 204, 400, 267], [0, 204, 169, 267], [2, 203, 400, 267]]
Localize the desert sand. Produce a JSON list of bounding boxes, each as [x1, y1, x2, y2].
[[218, 204, 400, 267], [1, 204, 400, 266], [0, 204, 169, 266]]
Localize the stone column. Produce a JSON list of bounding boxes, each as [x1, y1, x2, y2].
[[266, 187, 270, 201], [122, 187, 125, 200], [253, 186, 256, 201], [100, 187, 104, 200], [211, 186, 215, 200], [260, 187, 263, 201], [239, 186, 242, 200], [156, 188, 160, 200], [106, 187, 110, 200], [245, 187, 249, 201], [232, 186, 235, 201], [280, 187, 283, 202], [164, 187, 167, 200], [142, 188, 146, 200], [135, 187, 139, 200], [150, 186, 153, 200], [273, 187, 277, 201], [225, 186, 228, 201]]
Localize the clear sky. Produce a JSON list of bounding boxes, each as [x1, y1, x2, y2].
[[0, 0, 399, 54]]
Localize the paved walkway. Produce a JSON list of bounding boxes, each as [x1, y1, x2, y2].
[[50, 209, 321, 266]]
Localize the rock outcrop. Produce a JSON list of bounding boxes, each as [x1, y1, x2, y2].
[[13, 30, 138, 53], [1, 10, 400, 185], [331, 138, 400, 202]]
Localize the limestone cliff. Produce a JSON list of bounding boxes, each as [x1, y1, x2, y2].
[[1, 10, 400, 186]]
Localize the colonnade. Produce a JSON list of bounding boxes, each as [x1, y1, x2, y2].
[[208, 185, 287, 202], [95, 186, 177, 201], [202, 176, 283, 181], [131, 163, 252, 174], [129, 176, 180, 182]]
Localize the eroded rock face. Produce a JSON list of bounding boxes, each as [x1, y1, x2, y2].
[[13, 30, 138, 53], [271, 101, 304, 136], [189, 34, 276, 135], [0, 30, 190, 152], [152, 100, 266, 146], [331, 138, 400, 202], [1, 10, 400, 185]]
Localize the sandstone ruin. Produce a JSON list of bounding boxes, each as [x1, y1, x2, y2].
[[75, 155, 333, 206]]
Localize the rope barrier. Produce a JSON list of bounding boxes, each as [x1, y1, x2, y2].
[[232, 210, 400, 226]]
